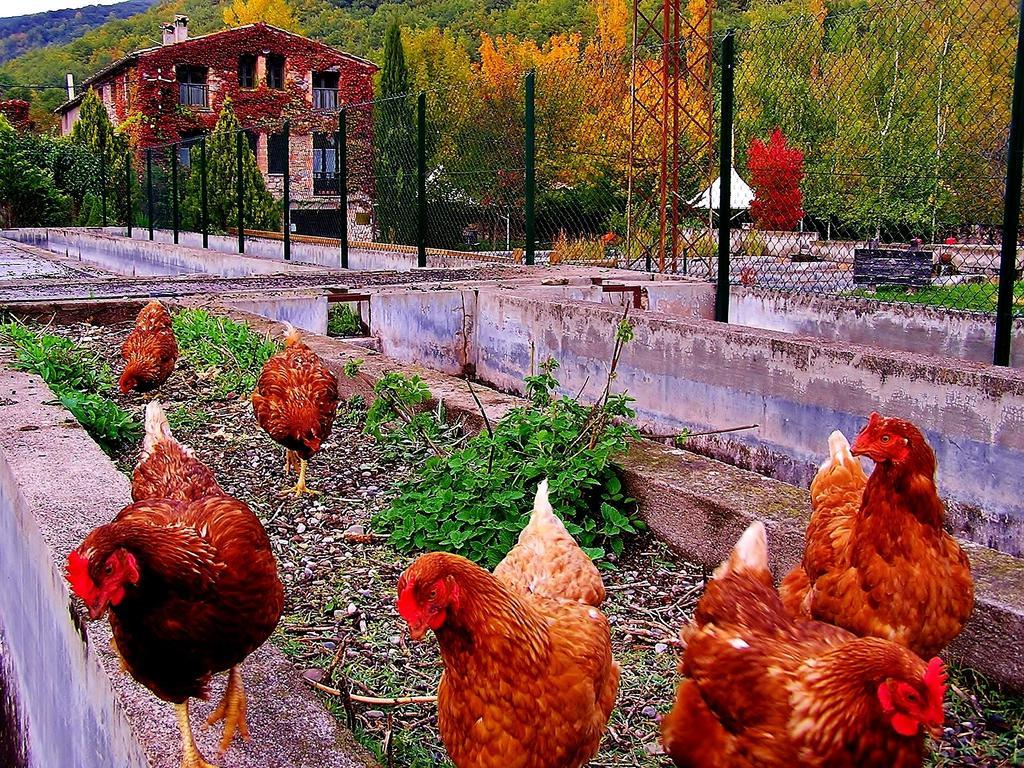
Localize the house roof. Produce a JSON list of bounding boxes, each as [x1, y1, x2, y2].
[[55, 23, 377, 114]]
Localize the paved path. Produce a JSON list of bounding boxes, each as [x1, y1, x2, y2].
[[0, 238, 113, 281]]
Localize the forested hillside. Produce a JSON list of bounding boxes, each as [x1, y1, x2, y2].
[[0, 1, 158, 64]]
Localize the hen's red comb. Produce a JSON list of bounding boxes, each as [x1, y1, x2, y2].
[[66, 550, 98, 602], [924, 658, 948, 700]]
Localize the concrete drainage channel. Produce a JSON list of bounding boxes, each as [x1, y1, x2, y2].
[[1, 233, 1024, 764]]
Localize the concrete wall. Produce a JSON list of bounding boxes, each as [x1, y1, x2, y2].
[[216, 293, 328, 335], [4, 229, 320, 278], [469, 292, 1024, 555], [109, 228, 483, 272], [726, 288, 1024, 367], [370, 289, 477, 375], [0, 372, 149, 768]]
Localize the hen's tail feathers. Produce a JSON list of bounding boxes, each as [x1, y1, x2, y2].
[[283, 322, 302, 348], [713, 521, 768, 580], [142, 400, 178, 459], [531, 478, 566, 531]]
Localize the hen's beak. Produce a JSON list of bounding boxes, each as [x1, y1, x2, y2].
[[928, 723, 945, 740], [87, 597, 110, 621], [406, 621, 429, 641]]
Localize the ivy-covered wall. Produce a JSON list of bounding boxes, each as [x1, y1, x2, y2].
[[70, 23, 376, 208]]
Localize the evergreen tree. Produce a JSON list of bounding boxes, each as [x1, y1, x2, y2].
[[374, 18, 416, 245], [181, 99, 281, 233], [69, 89, 132, 225]]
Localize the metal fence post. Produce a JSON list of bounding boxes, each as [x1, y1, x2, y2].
[[524, 70, 536, 266], [146, 148, 154, 241], [715, 30, 736, 324], [171, 143, 179, 245], [339, 109, 349, 269], [417, 92, 427, 268], [200, 137, 209, 249], [100, 132, 107, 228], [125, 153, 132, 238], [283, 120, 291, 261], [995, 0, 1024, 366], [236, 131, 245, 254]]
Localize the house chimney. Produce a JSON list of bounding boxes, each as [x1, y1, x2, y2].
[[161, 22, 175, 46], [65, 73, 75, 101], [174, 15, 189, 43]]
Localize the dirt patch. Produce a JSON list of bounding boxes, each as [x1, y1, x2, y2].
[[33, 317, 1024, 768]]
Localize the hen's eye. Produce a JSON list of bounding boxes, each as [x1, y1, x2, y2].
[[880, 435, 891, 443], [104, 563, 114, 575], [428, 589, 438, 601]]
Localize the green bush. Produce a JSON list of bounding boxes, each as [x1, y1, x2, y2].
[[328, 304, 363, 337], [370, 320, 643, 567], [172, 308, 280, 397]]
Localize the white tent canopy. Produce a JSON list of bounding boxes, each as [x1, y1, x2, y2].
[[689, 167, 755, 210]]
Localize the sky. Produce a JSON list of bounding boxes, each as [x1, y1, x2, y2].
[[0, 0, 130, 19]]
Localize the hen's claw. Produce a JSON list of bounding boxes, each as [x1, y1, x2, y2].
[[206, 666, 250, 755], [277, 459, 319, 498]]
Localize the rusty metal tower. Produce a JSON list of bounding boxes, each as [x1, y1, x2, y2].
[[627, 0, 714, 272]]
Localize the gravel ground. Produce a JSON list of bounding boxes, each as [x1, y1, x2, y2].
[[34, 317, 1024, 768]]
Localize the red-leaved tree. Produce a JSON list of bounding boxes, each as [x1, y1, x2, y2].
[[747, 128, 805, 231]]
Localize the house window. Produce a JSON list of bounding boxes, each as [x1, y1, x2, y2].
[[176, 65, 208, 108], [177, 134, 202, 168], [312, 72, 339, 110], [268, 132, 288, 174], [238, 55, 256, 89], [313, 132, 338, 195], [267, 55, 285, 90]]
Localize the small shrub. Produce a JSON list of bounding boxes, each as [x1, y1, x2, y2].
[[328, 305, 363, 337], [370, 317, 643, 567], [54, 389, 141, 454], [172, 309, 280, 398]]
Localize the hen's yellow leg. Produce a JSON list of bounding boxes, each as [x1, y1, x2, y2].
[[279, 459, 319, 498], [283, 450, 298, 475], [206, 666, 250, 755], [174, 700, 218, 768]]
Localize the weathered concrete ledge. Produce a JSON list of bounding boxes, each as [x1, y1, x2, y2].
[[210, 306, 1024, 691], [4, 228, 324, 278], [0, 362, 379, 768]]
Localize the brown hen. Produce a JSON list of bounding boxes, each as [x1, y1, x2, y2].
[[119, 300, 178, 394], [395, 481, 619, 768], [779, 414, 973, 658], [251, 324, 339, 497], [67, 493, 283, 768], [661, 522, 947, 768], [132, 400, 223, 503]]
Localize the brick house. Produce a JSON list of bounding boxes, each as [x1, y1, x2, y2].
[[56, 17, 377, 237]]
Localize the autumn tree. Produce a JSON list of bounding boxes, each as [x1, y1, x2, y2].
[[181, 99, 280, 233], [224, 0, 300, 31], [374, 18, 416, 244], [748, 128, 804, 231]]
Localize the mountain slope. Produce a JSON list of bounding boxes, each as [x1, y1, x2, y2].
[[0, 1, 159, 64]]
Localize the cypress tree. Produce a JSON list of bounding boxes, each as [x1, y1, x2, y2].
[[374, 18, 416, 245], [181, 98, 280, 233]]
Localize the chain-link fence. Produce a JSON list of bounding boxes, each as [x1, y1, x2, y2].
[[118, 0, 1020, 332], [716, 0, 1018, 317]]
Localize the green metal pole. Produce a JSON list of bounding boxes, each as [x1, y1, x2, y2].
[[417, 92, 427, 268], [171, 143, 179, 244], [200, 137, 209, 249], [100, 132, 107, 228], [146, 148, 154, 241], [524, 71, 536, 266], [715, 31, 735, 324], [236, 131, 245, 254], [125, 152, 132, 238], [283, 120, 291, 261], [995, 0, 1024, 365], [339, 109, 348, 268]]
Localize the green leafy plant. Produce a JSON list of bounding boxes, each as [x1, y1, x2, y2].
[[171, 308, 280, 398], [370, 316, 643, 567], [343, 358, 363, 378], [0, 321, 138, 454], [328, 305, 363, 337]]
